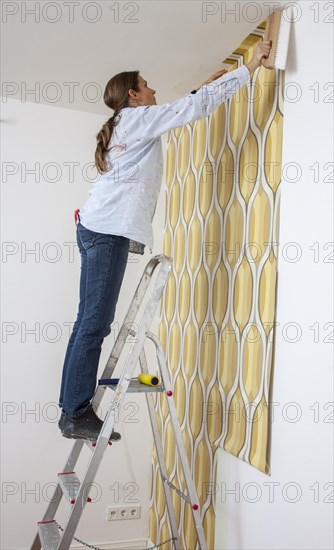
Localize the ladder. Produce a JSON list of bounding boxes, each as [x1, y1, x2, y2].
[[30, 254, 208, 550]]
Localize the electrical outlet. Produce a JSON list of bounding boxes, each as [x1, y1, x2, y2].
[[117, 508, 128, 520], [128, 505, 141, 519], [106, 507, 118, 521], [107, 505, 141, 521]]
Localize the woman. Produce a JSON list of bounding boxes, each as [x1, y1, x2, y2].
[[58, 41, 272, 441]]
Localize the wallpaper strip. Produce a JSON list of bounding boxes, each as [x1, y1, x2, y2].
[[149, 18, 283, 549]]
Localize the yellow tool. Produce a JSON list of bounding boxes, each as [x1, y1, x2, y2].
[[138, 373, 159, 386]]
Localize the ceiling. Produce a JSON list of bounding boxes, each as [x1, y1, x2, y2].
[[1, 0, 292, 115]]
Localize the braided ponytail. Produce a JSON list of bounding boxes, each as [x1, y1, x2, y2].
[[94, 72, 139, 175]]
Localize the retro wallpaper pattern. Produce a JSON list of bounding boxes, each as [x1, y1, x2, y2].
[[149, 19, 284, 549]]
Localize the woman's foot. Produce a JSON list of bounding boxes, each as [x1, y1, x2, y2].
[[59, 404, 121, 442]]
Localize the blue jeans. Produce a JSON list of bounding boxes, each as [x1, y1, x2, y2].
[[58, 218, 129, 418]]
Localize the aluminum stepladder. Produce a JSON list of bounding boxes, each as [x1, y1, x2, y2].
[[31, 254, 208, 550]]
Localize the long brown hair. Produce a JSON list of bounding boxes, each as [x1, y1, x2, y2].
[[95, 70, 140, 175]]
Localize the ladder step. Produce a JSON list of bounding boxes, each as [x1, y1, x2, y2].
[[58, 472, 80, 504], [37, 520, 60, 550], [98, 378, 165, 393]]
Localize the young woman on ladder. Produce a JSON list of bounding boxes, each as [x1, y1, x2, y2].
[[58, 40, 272, 441]]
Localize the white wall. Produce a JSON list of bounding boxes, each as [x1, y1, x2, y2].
[[2, 5, 333, 550], [215, 5, 333, 550], [1, 98, 168, 549]]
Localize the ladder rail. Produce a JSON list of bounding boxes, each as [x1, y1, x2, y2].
[[147, 331, 208, 550], [139, 348, 181, 550]]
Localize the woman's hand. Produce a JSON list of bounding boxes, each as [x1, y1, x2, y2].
[[197, 40, 271, 91], [247, 40, 272, 72]]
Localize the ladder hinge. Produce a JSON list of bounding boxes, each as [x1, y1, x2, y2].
[[161, 475, 190, 503]]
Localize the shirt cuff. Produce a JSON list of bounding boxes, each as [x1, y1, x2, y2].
[[232, 64, 251, 85]]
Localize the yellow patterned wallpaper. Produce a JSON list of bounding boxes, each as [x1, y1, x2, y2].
[[149, 20, 284, 549]]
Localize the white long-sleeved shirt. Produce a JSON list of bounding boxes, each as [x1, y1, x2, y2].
[[79, 64, 250, 254]]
